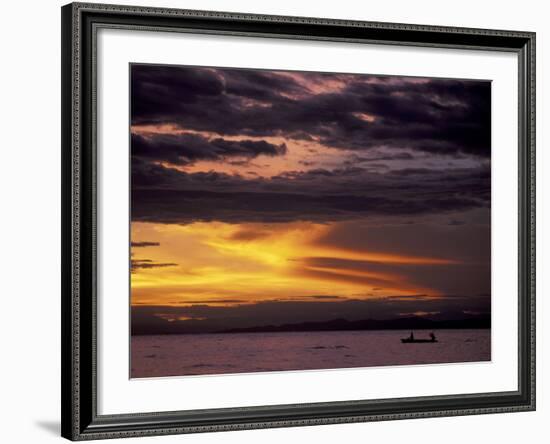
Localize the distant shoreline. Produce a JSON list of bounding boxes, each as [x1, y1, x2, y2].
[[132, 316, 490, 336], [131, 327, 491, 337]]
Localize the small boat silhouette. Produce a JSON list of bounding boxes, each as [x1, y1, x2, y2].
[[401, 332, 438, 343]]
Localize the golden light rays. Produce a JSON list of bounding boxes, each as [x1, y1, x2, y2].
[[131, 221, 457, 307]]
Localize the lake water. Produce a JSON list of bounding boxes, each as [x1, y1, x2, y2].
[[131, 329, 490, 378]]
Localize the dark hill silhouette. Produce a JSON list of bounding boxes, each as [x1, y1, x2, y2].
[[219, 316, 490, 334], [132, 314, 490, 335]]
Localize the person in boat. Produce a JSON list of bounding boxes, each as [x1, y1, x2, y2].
[[429, 332, 436, 342], [409, 331, 414, 340]]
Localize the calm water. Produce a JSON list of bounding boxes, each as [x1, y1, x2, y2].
[[131, 329, 490, 378]]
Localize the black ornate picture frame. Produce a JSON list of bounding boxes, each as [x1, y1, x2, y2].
[[61, 2, 535, 440]]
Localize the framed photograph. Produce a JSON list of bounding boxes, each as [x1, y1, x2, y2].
[[61, 2, 535, 440]]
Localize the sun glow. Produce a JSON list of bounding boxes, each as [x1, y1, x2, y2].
[[130, 221, 456, 307]]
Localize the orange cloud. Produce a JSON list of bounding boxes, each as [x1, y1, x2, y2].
[[131, 221, 458, 307]]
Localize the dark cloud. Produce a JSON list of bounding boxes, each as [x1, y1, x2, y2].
[[132, 65, 490, 158], [318, 219, 490, 263], [131, 64, 226, 123], [131, 64, 305, 133], [223, 68, 307, 101], [347, 152, 415, 163], [132, 133, 286, 166], [131, 259, 178, 273], [130, 189, 483, 224], [228, 228, 270, 241], [130, 65, 491, 226], [131, 241, 160, 247], [301, 255, 490, 297], [131, 162, 490, 224], [130, 241, 177, 272]]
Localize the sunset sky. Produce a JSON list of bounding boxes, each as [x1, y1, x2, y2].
[[130, 64, 491, 334]]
